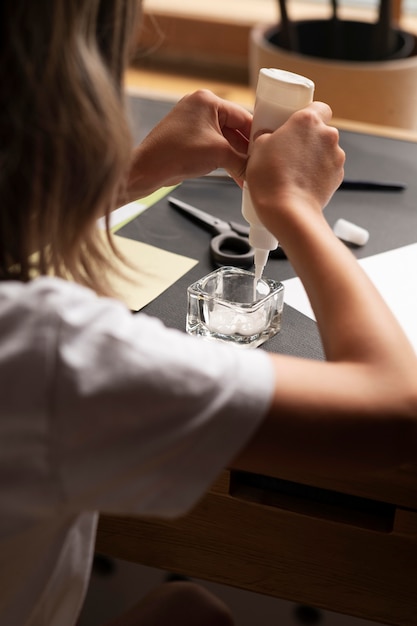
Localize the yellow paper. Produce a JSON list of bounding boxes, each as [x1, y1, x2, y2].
[[103, 233, 198, 311]]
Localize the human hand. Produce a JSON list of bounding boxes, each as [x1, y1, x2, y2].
[[125, 90, 252, 201], [245, 102, 345, 236]]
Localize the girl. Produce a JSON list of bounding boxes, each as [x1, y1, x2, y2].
[[0, 1, 416, 625]]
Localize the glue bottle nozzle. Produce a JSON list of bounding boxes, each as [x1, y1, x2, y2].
[[254, 248, 269, 282]]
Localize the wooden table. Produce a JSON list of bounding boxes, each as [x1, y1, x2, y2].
[[96, 74, 417, 626], [97, 461, 417, 625]]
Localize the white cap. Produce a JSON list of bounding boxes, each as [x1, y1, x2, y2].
[[254, 249, 269, 281], [256, 68, 315, 109], [333, 218, 370, 246]]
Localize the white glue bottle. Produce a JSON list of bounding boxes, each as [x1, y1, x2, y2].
[[242, 68, 315, 280]]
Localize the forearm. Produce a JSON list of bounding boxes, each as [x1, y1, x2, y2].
[[232, 358, 417, 476], [275, 202, 415, 366], [238, 104, 417, 476], [234, 200, 417, 476], [121, 143, 170, 204]]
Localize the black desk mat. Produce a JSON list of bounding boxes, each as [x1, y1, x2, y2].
[[119, 94, 417, 359]]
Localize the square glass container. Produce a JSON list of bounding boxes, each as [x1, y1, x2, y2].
[[186, 266, 284, 348]]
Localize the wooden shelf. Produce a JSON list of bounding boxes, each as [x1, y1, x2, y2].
[[126, 0, 417, 135], [136, 1, 377, 80], [136, 0, 417, 82], [125, 65, 417, 140]]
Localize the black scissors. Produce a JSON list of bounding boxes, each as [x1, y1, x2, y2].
[[168, 196, 254, 268]]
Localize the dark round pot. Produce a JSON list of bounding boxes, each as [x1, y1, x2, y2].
[[268, 19, 416, 62]]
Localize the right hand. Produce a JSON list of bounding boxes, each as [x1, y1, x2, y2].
[[245, 102, 345, 236]]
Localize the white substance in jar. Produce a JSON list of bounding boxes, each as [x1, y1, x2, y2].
[[208, 306, 267, 336]]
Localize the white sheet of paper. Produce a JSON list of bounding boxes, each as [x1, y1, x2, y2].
[[97, 185, 179, 231], [97, 201, 148, 230], [282, 243, 417, 352]]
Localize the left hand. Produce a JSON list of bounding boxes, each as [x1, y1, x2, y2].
[[124, 90, 252, 201]]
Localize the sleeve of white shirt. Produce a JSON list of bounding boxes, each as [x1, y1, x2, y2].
[[40, 278, 275, 520]]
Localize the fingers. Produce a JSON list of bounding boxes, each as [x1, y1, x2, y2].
[[281, 102, 335, 138], [222, 127, 249, 155], [216, 98, 252, 143], [180, 89, 252, 142], [216, 100, 251, 185], [180, 90, 251, 185], [246, 98, 345, 216], [220, 101, 337, 190], [306, 101, 334, 124], [215, 140, 248, 188]]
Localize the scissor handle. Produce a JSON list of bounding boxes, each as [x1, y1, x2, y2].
[[210, 233, 254, 268]]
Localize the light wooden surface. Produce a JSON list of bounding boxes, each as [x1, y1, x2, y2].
[[125, 65, 417, 141], [137, 0, 417, 78], [134, 0, 417, 131], [142, 0, 406, 27], [125, 66, 254, 107], [97, 469, 417, 626]]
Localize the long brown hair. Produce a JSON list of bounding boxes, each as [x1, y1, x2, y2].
[[0, 0, 138, 295]]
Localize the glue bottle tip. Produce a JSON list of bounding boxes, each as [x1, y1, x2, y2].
[[254, 248, 269, 281]]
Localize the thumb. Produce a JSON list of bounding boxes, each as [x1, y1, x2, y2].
[[216, 139, 248, 188]]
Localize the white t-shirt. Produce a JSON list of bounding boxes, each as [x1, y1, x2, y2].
[[0, 277, 274, 626]]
